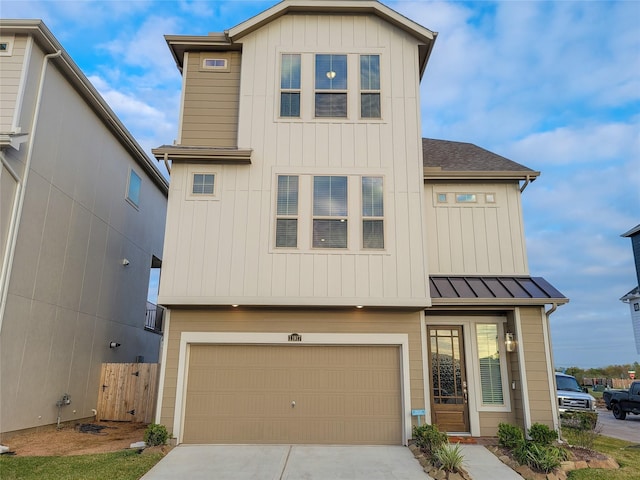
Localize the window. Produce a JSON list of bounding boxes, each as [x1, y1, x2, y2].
[[192, 174, 215, 195], [476, 324, 504, 405], [313, 176, 348, 248], [360, 55, 380, 118], [0, 36, 13, 56], [203, 58, 227, 69], [437, 193, 447, 203], [275, 176, 299, 248], [280, 54, 301, 117], [485, 193, 496, 203], [315, 54, 347, 117], [126, 169, 141, 207], [456, 193, 477, 203], [362, 177, 384, 248]]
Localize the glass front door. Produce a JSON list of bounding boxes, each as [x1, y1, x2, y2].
[[428, 326, 470, 433]]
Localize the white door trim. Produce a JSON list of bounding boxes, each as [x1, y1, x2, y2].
[[174, 332, 411, 445]]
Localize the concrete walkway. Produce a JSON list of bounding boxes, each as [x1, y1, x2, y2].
[[458, 444, 522, 480], [140, 445, 430, 480]]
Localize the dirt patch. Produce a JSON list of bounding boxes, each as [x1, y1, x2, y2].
[[2, 421, 148, 456]]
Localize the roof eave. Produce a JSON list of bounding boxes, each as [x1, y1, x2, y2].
[[227, 0, 436, 44], [424, 168, 540, 181], [151, 146, 252, 164], [164, 34, 237, 71], [430, 297, 569, 307], [621, 225, 640, 238]]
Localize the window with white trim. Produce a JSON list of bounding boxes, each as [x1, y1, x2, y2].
[[192, 173, 215, 195], [362, 176, 384, 248], [126, 169, 141, 207], [476, 324, 505, 405], [360, 55, 380, 118], [313, 176, 348, 248], [280, 54, 301, 117], [315, 54, 347, 117], [275, 175, 299, 248]]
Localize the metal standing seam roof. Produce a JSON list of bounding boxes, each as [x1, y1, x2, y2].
[[429, 276, 568, 305]]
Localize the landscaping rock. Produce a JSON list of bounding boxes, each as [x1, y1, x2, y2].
[[129, 441, 147, 449], [0, 445, 9, 454]]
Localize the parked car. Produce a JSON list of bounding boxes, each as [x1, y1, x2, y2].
[[556, 373, 597, 413], [603, 380, 640, 420]]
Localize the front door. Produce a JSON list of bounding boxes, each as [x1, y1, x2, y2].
[[428, 326, 470, 433]]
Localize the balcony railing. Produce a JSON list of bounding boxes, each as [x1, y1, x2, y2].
[[145, 303, 165, 334]]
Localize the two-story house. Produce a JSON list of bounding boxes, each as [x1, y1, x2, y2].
[[0, 20, 168, 437], [152, 0, 567, 445]]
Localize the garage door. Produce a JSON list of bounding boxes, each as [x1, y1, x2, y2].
[[183, 344, 402, 444]]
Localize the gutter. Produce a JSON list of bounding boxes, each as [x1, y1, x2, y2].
[[0, 48, 62, 331]]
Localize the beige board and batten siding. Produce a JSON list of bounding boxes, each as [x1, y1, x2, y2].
[[180, 51, 240, 147], [159, 13, 430, 307], [424, 182, 529, 275], [158, 309, 425, 443], [0, 34, 28, 132], [518, 306, 555, 428]]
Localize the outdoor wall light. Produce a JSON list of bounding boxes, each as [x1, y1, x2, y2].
[[505, 332, 517, 352], [109, 341, 121, 349], [122, 258, 130, 266]]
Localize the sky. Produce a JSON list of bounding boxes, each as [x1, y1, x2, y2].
[[2, 0, 638, 369]]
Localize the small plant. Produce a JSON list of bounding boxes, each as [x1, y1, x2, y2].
[[497, 422, 525, 449], [412, 424, 448, 455], [528, 423, 557, 446], [433, 443, 465, 472], [144, 423, 169, 446], [524, 444, 567, 473]]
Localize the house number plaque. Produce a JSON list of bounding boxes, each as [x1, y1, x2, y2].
[[288, 333, 302, 342]]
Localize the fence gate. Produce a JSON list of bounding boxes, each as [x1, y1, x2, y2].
[[96, 363, 158, 423]]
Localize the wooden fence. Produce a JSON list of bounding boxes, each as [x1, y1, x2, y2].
[[96, 363, 158, 423], [582, 378, 634, 389]]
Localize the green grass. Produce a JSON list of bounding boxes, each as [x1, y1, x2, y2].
[[0, 450, 163, 480], [566, 436, 640, 480]]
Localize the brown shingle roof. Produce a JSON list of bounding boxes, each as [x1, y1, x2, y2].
[[423, 138, 538, 178]]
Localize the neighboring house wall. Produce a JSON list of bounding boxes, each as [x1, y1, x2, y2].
[[180, 51, 241, 147], [0, 34, 27, 131], [159, 13, 429, 307], [0, 23, 168, 435], [424, 181, 529, 275]]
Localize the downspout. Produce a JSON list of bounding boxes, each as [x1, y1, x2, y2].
[[544, 302, 562, 436], [163, 152, 171, 176], [520, 175, 532, 193], [0, 49, 62, 331]]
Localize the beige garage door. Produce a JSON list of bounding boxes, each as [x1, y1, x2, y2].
[[183, 344, 402, 444]]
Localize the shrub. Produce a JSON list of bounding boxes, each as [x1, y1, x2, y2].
[[560, 411, 598, 431], [412, 424, 448, 455], [433, 443, 464, 472], [144, 423, 169, 446], [528, 423, 557, 446], [497, 422, 525, 449]]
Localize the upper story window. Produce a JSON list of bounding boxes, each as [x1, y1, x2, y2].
[[315, 54, 347, 117], [126, 169, 141, 208], [280, 54, 301, 117], [360, 55, 380, 118], [362, 177, 384, 248], [275, 175, 299, 248], [0, 35, 13, 56], [192, 173, 215, 195], [313, 176, 348, 247]]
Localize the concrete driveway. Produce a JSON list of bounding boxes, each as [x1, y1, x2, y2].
[[140, 445, 430, 480], [596, 407, 640, 443]]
